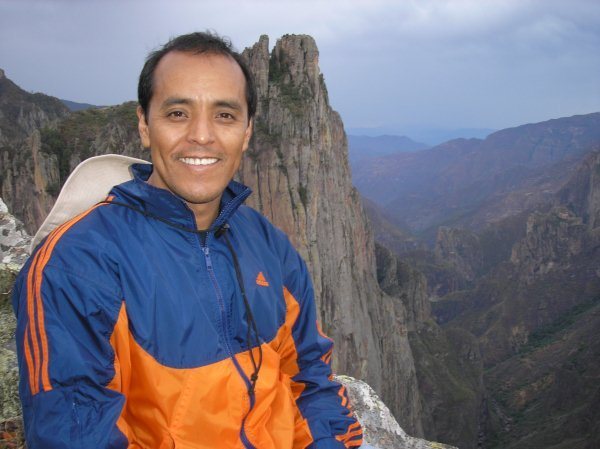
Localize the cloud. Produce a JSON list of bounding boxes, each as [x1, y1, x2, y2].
[[0, 0, 598, 129]]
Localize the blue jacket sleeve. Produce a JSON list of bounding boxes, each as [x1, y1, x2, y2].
[[281, 241, 363, 449], [12, 255, 128, 449]]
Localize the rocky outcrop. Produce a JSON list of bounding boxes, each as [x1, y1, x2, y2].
[[1, 130, 60, 235], [336, 375, 456, 449], [239, 35, 425, 433], [0, 199, 31, 267], [375, 244, 430, 329], [0, 68, 71, 235], [428, 227, 484, 296], [0, 67, 69, 146], [0, 199, 25, 427], [510, 207, 586, 283], [558, 150, 600, 230], [2, 103, 144, 234], [375, 244, 486, 449], [434, 227, 482, 283]]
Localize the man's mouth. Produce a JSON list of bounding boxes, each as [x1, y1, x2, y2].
[[179, 157, 219, 166]]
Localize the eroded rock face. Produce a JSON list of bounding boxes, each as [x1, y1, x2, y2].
[[375, 244, 485, 449], [241, 34, 380, 381], [240, 33, 414, 422], [435, 227, 482, 285], [558, 150, 600, 231], [2, 103, 144, 235], [336, 375, 456, 449], [1, 130, 60, 235], [375, 244, 430, 330], [510, 207, 586, 283], [0, 198, 31, 267], [0, 199, 27, 424], [238, 36, 429, 434], [0, 68, 69, 147]]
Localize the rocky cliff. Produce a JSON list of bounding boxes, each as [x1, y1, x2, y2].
[[1, 102, 143, 234], [558, 150, 600, 230], [0, 68, 71, 235], [0, 68, 69, 146], [238, 35, 424, 433], [376, 243, 485, 449]]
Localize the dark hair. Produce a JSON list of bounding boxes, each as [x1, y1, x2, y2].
[[138, 31, 257, 121]]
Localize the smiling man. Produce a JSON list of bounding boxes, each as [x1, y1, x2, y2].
[[138, 49, 252, 230], [13, 32, 362, 448]]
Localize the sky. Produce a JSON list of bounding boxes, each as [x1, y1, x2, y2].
[[1, 0, 599, 138]]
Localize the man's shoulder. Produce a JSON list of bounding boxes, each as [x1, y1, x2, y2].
[[25, 200, 127, 282], [41, 199, 125, 250], [15, 201, 125, 303]]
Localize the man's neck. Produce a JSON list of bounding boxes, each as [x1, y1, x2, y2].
[[189, 200, 220, 231]]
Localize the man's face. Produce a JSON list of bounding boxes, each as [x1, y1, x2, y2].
[[137, 51, 252, 221]]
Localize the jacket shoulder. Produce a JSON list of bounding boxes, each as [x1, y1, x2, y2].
[[234, 205, 294, 250], [24, 201, 124, 298]]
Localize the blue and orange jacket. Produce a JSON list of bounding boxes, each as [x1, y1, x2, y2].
[[13, 163, 363, 448]]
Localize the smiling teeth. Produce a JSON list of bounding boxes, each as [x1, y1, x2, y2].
[[180, 157, 218, 166]]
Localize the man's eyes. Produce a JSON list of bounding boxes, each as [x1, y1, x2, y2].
[[167, 110, 187, 119], [217, 112, 235, 120], [165, 111, 237, 121]]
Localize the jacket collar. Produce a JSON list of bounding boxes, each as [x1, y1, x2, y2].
[[111, 163, 252, 231]]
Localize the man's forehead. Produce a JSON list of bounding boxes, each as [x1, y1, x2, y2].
[[155, 51, 244, 81]]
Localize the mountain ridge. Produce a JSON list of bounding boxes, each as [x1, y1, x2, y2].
[[354, 112, 600, 238]]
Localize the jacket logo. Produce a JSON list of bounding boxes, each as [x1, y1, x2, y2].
[[256, 272, 269, 287]]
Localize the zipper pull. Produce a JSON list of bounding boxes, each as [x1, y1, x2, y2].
[[203, 246, 213, 270]]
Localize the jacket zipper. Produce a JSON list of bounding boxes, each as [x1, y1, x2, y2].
[[201, 242, 257, 449]]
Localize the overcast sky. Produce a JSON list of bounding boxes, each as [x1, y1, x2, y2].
[[1, 0, 599, 134]]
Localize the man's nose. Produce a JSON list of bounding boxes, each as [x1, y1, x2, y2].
[[187, 114, 215, 145]]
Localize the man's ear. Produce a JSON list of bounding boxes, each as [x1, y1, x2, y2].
[[137, 106, 151, 149], [242, 118, 253, 153]]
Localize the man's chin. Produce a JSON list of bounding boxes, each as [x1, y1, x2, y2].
[[177, 190, 223, 208]]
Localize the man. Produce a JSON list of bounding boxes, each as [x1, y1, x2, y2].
[[13, 32, 363, 448]]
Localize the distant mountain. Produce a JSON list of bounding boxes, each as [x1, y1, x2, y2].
[[347, 126, 495, 146], [360, 116, 600, 448], [426, 151, 600, 448], [0, 68, 69, 145], [60, 99, 100, 111], [354, 112, 600, 239], [348, 134, 428, 166], [361, 197, 423, 253], [374, 148, 600, 449]]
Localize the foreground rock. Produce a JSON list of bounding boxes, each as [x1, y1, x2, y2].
[[337, 376, 456, 449], [0, 200, 25, 445]]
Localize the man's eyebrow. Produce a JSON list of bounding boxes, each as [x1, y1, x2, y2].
[[214, 99, 243, 111], [160, 97, 193, 108], [160, 97, 244, 112]]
